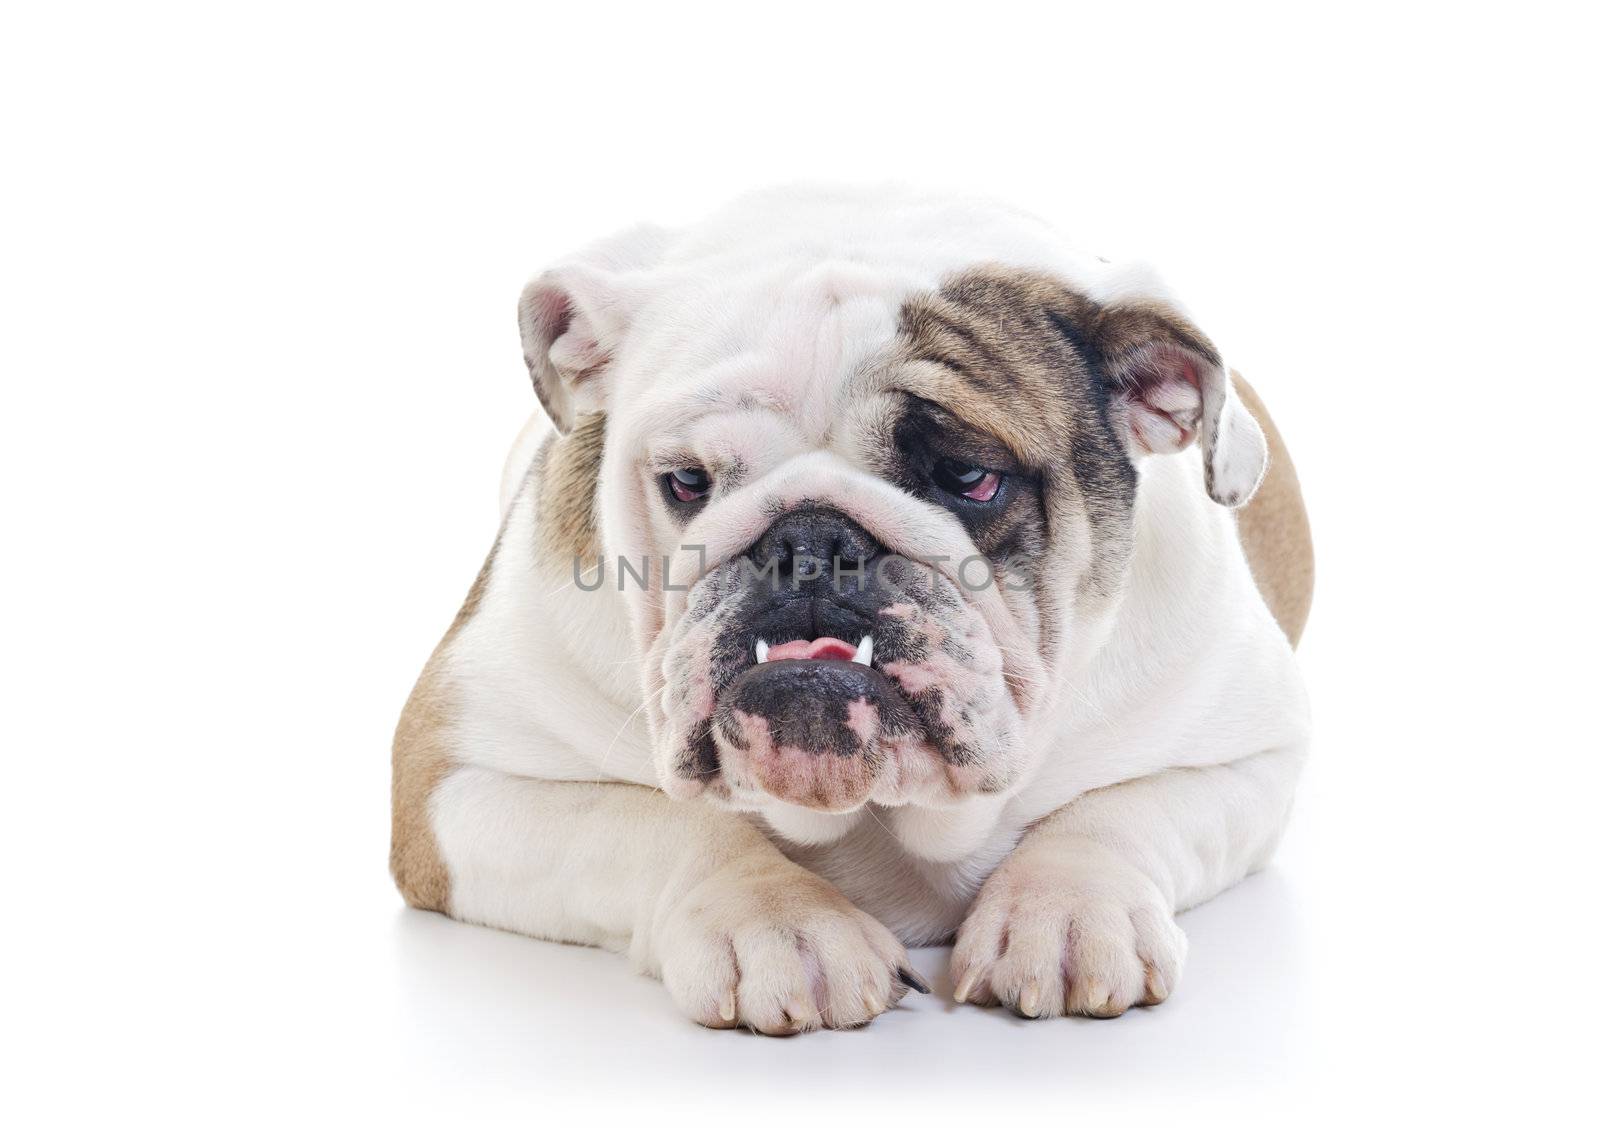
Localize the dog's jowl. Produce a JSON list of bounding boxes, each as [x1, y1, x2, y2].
[[391, 186, 1312, 1032]]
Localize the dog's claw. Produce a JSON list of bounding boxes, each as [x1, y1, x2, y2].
[[1017, 981, 1041, 1018], [784, 996, 819, 1027], [897, 965, 931, 994], [953, 971, 977, 1004]]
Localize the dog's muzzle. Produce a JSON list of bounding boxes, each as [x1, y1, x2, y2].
[[703, 507, 935, 810]]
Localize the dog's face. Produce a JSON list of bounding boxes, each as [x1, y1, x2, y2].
[[519, 190, 1266, 847]]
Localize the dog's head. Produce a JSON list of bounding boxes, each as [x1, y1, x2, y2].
[[518, 188, 1266, 850]]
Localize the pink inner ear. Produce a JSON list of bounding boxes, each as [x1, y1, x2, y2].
[[528, 287, 572, 341], [1124, 350, 1204, 455], [1131, 349, 1201, 394]]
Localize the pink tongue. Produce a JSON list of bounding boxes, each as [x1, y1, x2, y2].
[[767, 637, 857, 662]]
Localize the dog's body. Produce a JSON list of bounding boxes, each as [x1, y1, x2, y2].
[[392, 187, 1311, 1031]]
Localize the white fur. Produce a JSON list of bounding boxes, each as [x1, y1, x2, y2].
[[422, 186, 1309, 1029]]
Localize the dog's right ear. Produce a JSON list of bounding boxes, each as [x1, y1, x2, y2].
[[517, 224, 674, 432]]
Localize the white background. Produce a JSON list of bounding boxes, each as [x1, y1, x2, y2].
[[5, 2, 1596, 1129]]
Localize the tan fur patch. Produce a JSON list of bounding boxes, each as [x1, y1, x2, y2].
[[894, 267, 1217, 472], [1231, 374, 1314, 646], [390, 411, 608, 912], [534, 411, 607, 566], [894, 266, 1311, 649], [895, 269, 1098, 469], [389, 553, 494, 914], [890, 267, 1148, 632]]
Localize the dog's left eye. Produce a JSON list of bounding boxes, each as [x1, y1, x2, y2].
[[665, 467, 713, 503], [932, 458, 1002, 503]]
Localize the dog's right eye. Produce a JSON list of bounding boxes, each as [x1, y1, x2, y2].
[[665, 468, 712, 504], [931, 458, 1003, 503]]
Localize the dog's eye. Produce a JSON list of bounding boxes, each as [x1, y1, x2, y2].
[[665, 467, 712, 504], [932, 458, 1002, 503]]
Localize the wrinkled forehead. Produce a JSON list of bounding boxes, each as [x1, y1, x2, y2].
[[602, 192, 1169, 464], [610, 260, 922, 459]]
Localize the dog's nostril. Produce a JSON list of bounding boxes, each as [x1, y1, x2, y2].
[[747, 506, 880, 582]]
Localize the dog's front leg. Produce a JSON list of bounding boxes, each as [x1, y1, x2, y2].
[[409, 766, 921, 1033], [950, 745, 1306, 1018]]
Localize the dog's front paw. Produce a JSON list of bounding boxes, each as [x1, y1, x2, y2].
[[656, 859, 922, 1034], [951, 836, 1185, 1019]]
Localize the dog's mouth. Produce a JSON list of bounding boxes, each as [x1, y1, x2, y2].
[[660, 587, 1019, 816], [755, 634, 874, 667], [709, 640, 932, 813], [659, 519, 1021, 814]]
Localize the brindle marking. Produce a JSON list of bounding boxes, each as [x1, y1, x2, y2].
[[893, 267, 1139, 504], [890, 265, 1310, 649], [892, 265, 1230, 502], [886, 267, 1146, 652]]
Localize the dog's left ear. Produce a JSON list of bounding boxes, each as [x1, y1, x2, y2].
[[1094, 305, 1268, 508], [517, 224, 674, 432]]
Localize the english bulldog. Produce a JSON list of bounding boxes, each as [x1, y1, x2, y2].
[[391, 185, 1312, 1032]]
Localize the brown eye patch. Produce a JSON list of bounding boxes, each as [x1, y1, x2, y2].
[[891, 265, 1139, 521], [932, 459, 1002, 502], [886, 395, 1046, 566], [881, 265, 1151, 604]]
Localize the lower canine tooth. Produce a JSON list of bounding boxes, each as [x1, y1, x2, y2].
[[852, 635, 874, 667], [755, 638, 769, 664]]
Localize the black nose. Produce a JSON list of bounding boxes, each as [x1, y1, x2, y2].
[[747, 507, 880, 585]]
